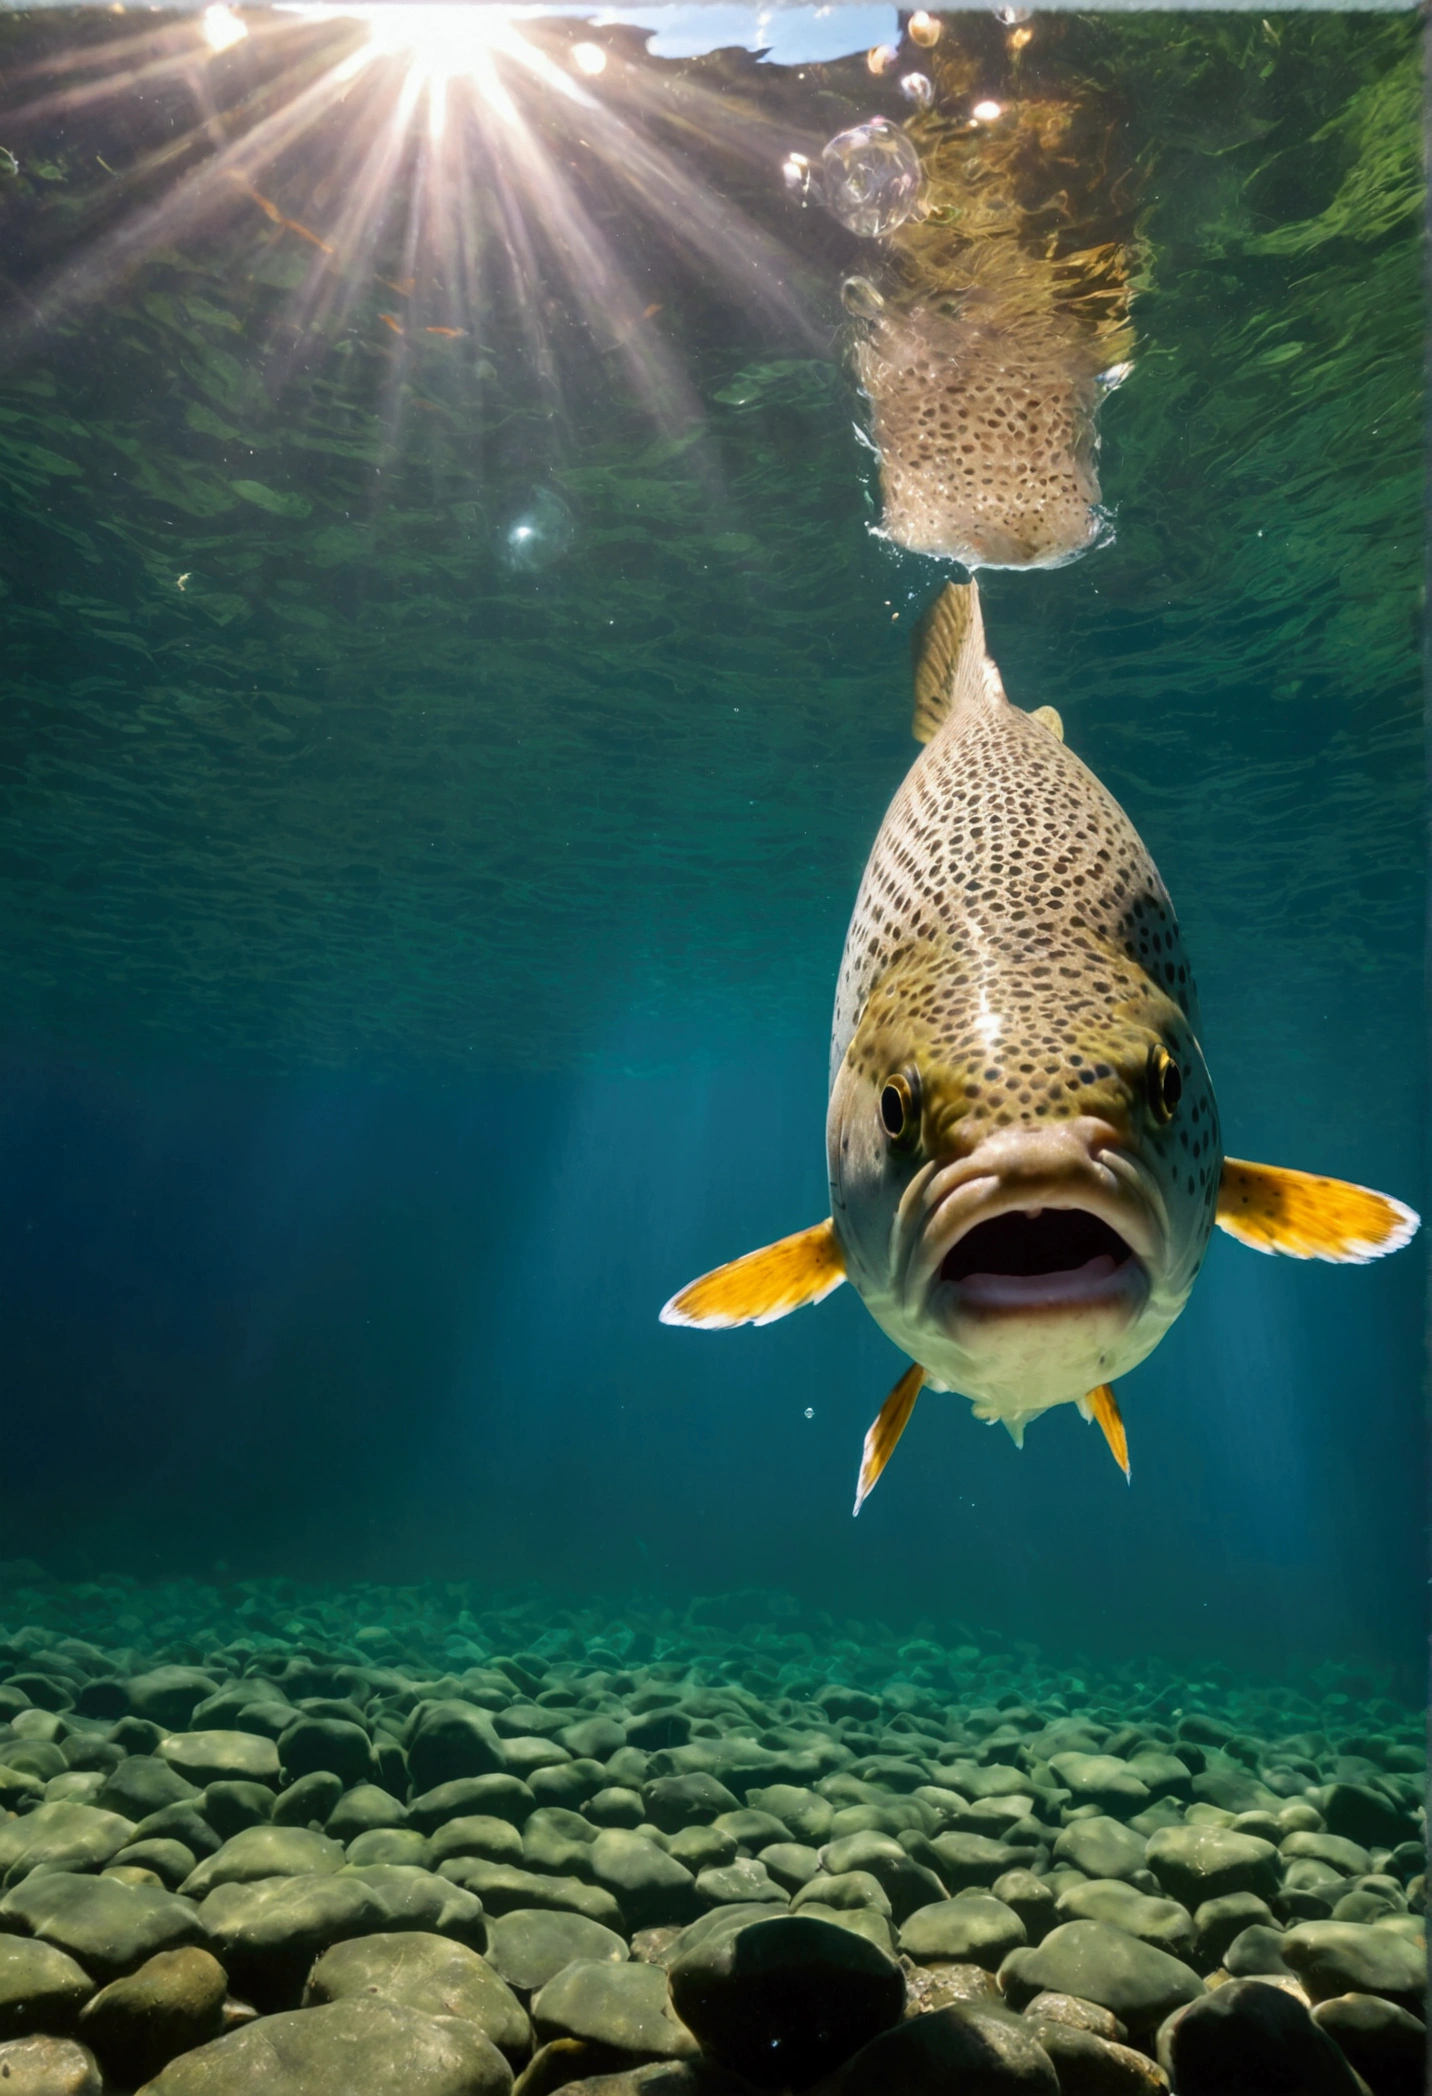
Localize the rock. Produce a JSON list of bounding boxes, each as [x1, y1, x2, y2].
[[348, 1829, 433, 1869], [586, 1789, 647, 1831], [0, 1934, 94, 2039], [306, 1930, 531, 2065], [1143, 1827, 1280, 1909], [0, 1870, 207, 1984], [96, 1758, 201, 1823], [1048, 1758, 1151, 1816], [902, 1961, 1002, 2014], [1021, 1995, 1127, 2041], [588, 1833, 698, 1932], [1279, 1920, 1427, 2014], [132, 1807, 221, 1862], [642, 1777, 741, 1835], [272, 1772, 345, 1828], [505, 1741, 571, 1780], [816, 1834, 945, 1923], [201, 1784, 274, 1842], [713, 1810, 791, 1852], [338, 1864, 488, 1948], [1323, 1786, 1415, 1852], [1158, 1976, 1363, 2095], [0, 2035, 102, 2095], [1224, 1924, 1295, 1978], [747, 1788, 833, 1846], [1190, 1764, 1279, 1817], [408, 1705, 509, 1794], [440, 1860, 624, 1931], [326, 1786, 408, 1842], [1025, 2018, 1170, 2093], [824, 2002, 1060, 2095], [180, 1822, 345, 1898], [137, 1995, 513, 2095], [197, 1872, 387, 2010], [899, 1896, 1026, 1971], [531, 1763, 607, 1813], [993, 1872, 1058, 1946], [791, 1905, 896, 1957], [0, 1803, 137, 1886], [1311, 1991, 1427, 2096], [999, 1922, 1205, 2038], [929, 1833, 1028, 1892], [278, 1717, 373, 1789], [1124, 1754, 1193, 1802], [667, 1827, 738, 1876], [1282, 1832, 1373, 1878], [411, 1778, 536, 1834], [432, 1818, 526, 1870], [668, 1913, 904, 2089], [1052, 1821, 1148, 1887], [791, 1873, 891, 1920], [1054, 1880, 1195, 1963], [486, 1909, 629, 1995], [77, 1946, 226, 2086], [560, 1719, 628, 1762], [532, 1961, 696, 2062], [523, 1809, 599, 1880], [759, 1844, 820, 1894], [126, 1671, 219, 1732], [159, 1733, 281, 1789], [1191, 1891, 1275, 1971], [694, 1862, 785, 1910]]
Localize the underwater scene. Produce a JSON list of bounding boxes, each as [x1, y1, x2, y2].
[[0, 1, 1425, 2091]]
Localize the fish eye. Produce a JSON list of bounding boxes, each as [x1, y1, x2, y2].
[[1148, 1044, 1183, 1123], [879, 1069, 921, 1144]]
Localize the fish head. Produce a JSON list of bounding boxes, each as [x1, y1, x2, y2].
[[827, 954, 1218, 1407]]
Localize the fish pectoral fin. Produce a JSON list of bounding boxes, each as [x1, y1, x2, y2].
[[659, 1219, 846, 1330], [911, 580, 1004, 743], [853, 1362, 924, 1516], [1216, 1159, 1420, 1264], [1086, 1382, 1131, 1483]]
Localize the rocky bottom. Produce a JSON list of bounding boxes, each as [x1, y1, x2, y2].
[[0, 1569, 1423, 2094]]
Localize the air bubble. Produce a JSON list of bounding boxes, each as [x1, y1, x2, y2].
[[497, 488, 574, 572], [900, 72, 934, 108], [908, 11, 941, 46], [867, 42, 899, 74], [821, 119, 922, 239], [841, 275, 886, 319]]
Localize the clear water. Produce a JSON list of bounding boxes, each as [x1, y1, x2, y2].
[[0, 6, 1423, 2068]]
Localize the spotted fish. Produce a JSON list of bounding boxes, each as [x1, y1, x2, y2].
[[660, 581, 1418, 1508]]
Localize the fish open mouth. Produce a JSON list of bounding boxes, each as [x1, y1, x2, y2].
[[939, 1207, 1143, 1314]]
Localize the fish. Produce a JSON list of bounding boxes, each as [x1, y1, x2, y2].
[[660, 580, 1419, 1510]]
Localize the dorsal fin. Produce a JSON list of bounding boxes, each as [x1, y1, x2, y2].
[[1030, 704, 1064, 742], [911, 580, 1005, 743]]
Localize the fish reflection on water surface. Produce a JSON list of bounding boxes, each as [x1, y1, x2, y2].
[[661, 583, 1419, 1508]]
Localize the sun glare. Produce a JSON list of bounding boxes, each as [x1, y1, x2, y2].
[[201, 5, 250, 53]]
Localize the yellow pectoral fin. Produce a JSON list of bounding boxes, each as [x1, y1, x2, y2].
[[1085, 1382, 1131, 1483], [659, 1218, 846, 1330], [853, 1362, 925, 1516], [1216, 1159, 1420, 1265]]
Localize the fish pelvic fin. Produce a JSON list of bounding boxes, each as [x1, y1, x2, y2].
[[1086, 1382, 1131, 1483], [911, 579, 1005, 743], [1216, 1159, 1420, 1264], [853, 1361, 924, 1516], [659, 1218, 846, 1330]]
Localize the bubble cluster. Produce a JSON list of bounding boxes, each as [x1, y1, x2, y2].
[[855, 305, 1103, 567], [821, 119, 922, 239]]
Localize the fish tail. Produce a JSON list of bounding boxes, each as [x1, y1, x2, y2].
[[911, 580, 1006, 742]]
